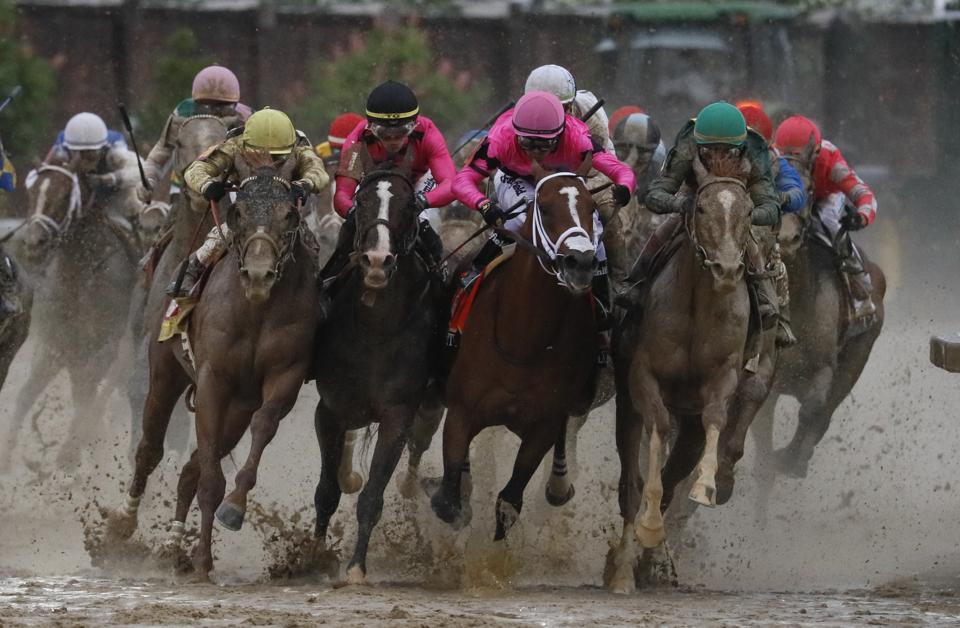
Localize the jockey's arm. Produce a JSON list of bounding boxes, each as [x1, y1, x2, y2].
[[142, 112, 179, 189], [106, 148, 143, 189], [453, 139, 495, 210], [745, 136, 779, 226], [184, 141, 237, 196], [825, 147, 877, 226], [291, 143, 330, 196], [422, 124, 457, 208], [591, 147, 636, 193], [644, 142, 689, 214], [775, 156, 806, 214]]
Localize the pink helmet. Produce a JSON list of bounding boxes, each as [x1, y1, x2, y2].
[[512, 91, 565, 139], [192, 65, 240, 103]]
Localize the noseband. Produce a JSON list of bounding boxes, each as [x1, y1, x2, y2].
[[529, 172, 597, 287], [686, 176, 749, 271], [24, 165, 85, 244], [234, 175, 301, 280]]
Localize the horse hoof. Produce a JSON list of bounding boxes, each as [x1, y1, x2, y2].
[[634, 523, 665, 549], [545, 483, 575, 507], [688, 482, 716, 507], [608, 567, 637, 595], [430, 491, 462, 527], [345, 564, 367, 585], [396, 468, 418, 499], [419, 475, 443, 498], [338, 472, 364, 494], [715, 473, 735, 506], [215, 501, 245, 531], [104, 510, 138, 541]]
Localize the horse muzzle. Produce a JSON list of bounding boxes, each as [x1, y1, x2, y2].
[[706, 259, 745, 291], [360, 250, 396, 290], [558, 250, 596, 295], [240, 265, 277, 303]]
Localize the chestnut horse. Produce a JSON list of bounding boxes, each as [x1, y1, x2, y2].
[[608, 154, 755, 593], [106, 157, 320, 577], [430, 166, 598, 541], [312, 168, 437, 584]]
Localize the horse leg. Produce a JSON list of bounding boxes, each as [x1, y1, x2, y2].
[[750, 397, 777, 525], [661, 415, 706, 509], [106, 342, 189, 541], [313, 403, 345, 544], [630, 364, 671, 549], [217, 371, 302, 531], [346, 409, 410, 584], [57, 365, 106, 469], [397, 389, 444, 499], [337, 430, 364, 495], [494, 417, 559, 541], [689, 367, 739, 507], [431, 405, 477, 527], [0, 345, 60, 473], [190, 372, 231, 578], [775, 365, 833, 478], [545, 414, 578, 507], [608, 392, 646, 594]]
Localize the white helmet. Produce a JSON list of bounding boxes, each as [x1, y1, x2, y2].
[[524, 65, 576, 104], [63, 112, 109, 150]]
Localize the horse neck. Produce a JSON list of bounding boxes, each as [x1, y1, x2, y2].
[[172, 200, 212, 247], [653, 239, 741, 325]]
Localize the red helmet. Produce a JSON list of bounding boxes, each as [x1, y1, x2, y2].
[[512, 91, 565, 139], [328, 112, 364, 149], [737, 104, 773, 143], [774, 115, 822, 155], [608, 105, 644, 136]]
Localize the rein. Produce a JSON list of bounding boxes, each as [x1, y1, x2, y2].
[[686, 175, 748, 271], [231, 177, 302, 282]]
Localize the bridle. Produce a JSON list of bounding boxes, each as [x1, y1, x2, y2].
[[527, 171, 598, 288], [24, 165, 87, 246], [353, 169, 419, 258], [233, 175, 301, 281], [686, 175, 749, 272]]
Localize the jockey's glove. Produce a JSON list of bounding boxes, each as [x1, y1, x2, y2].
[[89, 173, 118, 190], [840, 211, 868, 231], [612, 184, 631, 207], [290, 180, 311, 205], [202, 180, 227, 202], [670, 192, 695, 214], [479, 199, 507, 227]]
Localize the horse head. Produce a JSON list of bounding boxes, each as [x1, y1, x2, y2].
[[21, 157, 88, 264], [229, 150, 300, 303], [138, 200, 171, 246], [528, 158, 597, 295], [690, 151, 753, 292], [176, 114, 234, 214], [353, 168, 418, 292]]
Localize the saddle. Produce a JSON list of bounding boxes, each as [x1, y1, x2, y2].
[[157, 247, 227, 345], [446, 246, 515, 348]]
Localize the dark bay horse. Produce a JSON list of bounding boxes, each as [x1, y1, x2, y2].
[[608, 154, 755, 593], [430, 166, 598, 542], [0, 160, 137, 471], [312, 168, 437, 585], [751, 154, 885, 517], [0, 246, 32, 397], [106, 157, 320, 577], [127, 114, 237, 459]]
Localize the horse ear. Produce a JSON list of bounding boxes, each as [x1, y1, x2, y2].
[[692, 152, 709, 183], [530, 158, 548, 182], [576, 152, 593, 178]]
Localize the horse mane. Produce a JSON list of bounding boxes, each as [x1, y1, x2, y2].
[[706, 152, 748, 180], [240, 148, 274, 170]]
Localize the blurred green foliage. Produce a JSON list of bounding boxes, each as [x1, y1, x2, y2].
[[0, 0, 56, 160], [295, 24, 490, 143], [140, 28, 215, 141]]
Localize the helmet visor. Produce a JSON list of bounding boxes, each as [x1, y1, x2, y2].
[[614, 142, 655, 162], [370, 120, 416, 141], [518, 135, 559, 152]]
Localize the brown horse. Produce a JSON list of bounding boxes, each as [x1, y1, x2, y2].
[[608, 154, 755, 593], [0, 246, 31, 398], [0, 159, 137, 471], [106, 157, 320, 577], [126, 114, 238, 460], [430, 165, 598, 541], [751, 152, 885, 519], [312, 168, 437, 584]]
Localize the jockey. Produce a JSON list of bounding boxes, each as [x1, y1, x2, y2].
[[643, 101, 797, 345], [46, 112, 140, 222], [611, 112, 666, 201], [774, 114, 878, 318], [608, 105, 644, 137], [139, 65, 251, 205], [169, 107, 329, 297], [315, 112, 365, 170], [737, 104, 805, 214], [318, 80, 455, 286], [453, 90, 635, 348], [0, 143, 15, 192]]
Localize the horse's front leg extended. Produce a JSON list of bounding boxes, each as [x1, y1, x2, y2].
[[690, 367, 739, 507], [431, 404, 476, 528]]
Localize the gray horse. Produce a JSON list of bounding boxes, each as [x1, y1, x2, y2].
[[0, 159, 137, 471], [0, 245, 32, 399]]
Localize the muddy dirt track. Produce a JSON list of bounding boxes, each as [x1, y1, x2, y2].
[[1, 219, 959, 625]]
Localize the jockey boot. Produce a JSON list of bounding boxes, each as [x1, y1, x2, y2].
[[165, 254, 205, 298], [752, 274, 779, 332], [776, 301, 798, 348], [838, 240, 876, 319], [459, 236, 504, 289], [592, 271, 612, 368], [772, 243, 797, 348], [416, 219, 449, 283], [616, 213, 683, 310], [601, 210, 631, 293]]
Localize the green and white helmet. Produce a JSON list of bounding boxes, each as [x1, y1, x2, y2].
[[524, 65, 577, 105]]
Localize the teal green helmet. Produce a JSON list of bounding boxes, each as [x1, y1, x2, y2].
[[694, 102, 747, 146]]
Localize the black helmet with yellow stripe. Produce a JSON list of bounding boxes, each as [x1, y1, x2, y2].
[[365, 81, 419, 126]]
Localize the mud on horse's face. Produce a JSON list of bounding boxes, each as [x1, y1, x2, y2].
[[353, 171, 417, 292], [22, 162, 84, 264]]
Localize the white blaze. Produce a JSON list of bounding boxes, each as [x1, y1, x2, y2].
[[33, 179, 50, 217], [373, 180, 392, 254], [558, 185, 594, 253]]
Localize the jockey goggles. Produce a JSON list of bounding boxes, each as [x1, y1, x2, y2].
[[517, 135, 560, 152], [370, 120, 416, 141]]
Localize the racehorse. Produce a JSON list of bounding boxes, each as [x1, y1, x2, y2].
[[312, 168, 437, 584], [127, 113, 239, 459], [751, 148, 885, 519], [430, 163, 598, 541], [106, 155, 320, 577], [608, 153, 756, 593], [0, 158, 137, 471], [0, 246, 32, 400]]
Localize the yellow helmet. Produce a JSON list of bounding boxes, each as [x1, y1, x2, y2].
[[242, 107, 296, 154]]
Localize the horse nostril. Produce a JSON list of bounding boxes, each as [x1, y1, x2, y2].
[[562, 255, 577, 271], [360, 253, 371, 268], [383, 254, 396, 269], [265, 270, 277, 282]]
